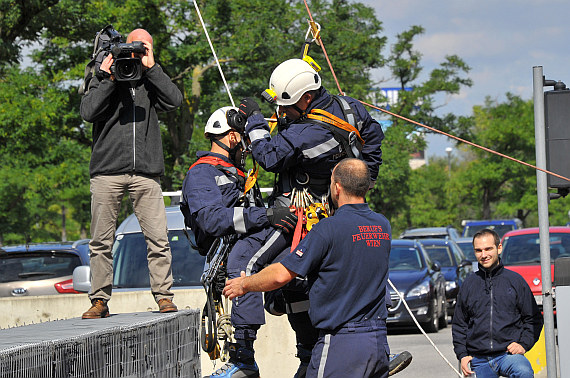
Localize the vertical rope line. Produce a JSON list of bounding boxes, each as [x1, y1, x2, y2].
[[193, 0, 235, 107]]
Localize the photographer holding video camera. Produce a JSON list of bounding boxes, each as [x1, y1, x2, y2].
[[80, 27, 183, 319]]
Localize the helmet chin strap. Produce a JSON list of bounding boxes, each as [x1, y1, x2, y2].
[[277, 104, 308, 128], [212, 138, 231, 153], [212, 138, 244, 168]]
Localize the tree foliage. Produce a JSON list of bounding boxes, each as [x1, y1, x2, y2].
[[368, 25, 472, 233], [0, 0, 386, 243]]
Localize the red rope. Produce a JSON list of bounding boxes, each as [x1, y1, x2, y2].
[[301, 0, 570, 184], [302, 0, 344, 96], [359, 100, 570, 183]]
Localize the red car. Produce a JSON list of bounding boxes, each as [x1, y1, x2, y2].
[[500, 226, 570, 311]]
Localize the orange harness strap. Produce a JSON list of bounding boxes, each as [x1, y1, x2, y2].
[[308, 109, 365, 145]]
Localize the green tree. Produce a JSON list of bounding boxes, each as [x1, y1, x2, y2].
[[455, 94, 536, 223], [368, 25, 472, 233], [0, 0, 387, 242]]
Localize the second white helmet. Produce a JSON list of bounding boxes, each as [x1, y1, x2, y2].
[[268, 58, 321, 106], [204, 106, 239, 137]]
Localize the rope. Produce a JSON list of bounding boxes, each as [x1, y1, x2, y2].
[[388, 279, 464, 378], [302, 0, 344, 96], [192, 0, 236, 107], [299, 3, 526, 377], [359, 100, 570, 183], [302, 1, 570, 184]]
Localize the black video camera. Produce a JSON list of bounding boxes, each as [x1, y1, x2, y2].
[[110, 41, 145, 82], [93, 25, 145, 82]]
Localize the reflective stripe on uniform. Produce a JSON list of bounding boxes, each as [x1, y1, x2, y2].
[[233, 207, 246, 233], [249, 128, 270, 143], [302, 137, 339, 159], [215, 175, 233, 187], [317, 334, 331, 378], [245, 229, 283, 275]]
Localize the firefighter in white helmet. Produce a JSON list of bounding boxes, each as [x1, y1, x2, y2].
[[181, 106, 297, 378], [237, 57, 386, 377]]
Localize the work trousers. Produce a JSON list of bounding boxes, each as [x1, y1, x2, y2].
[[309, 319, 389, 378], [227, 227, 290, 340], [89, 174, 174, 303]]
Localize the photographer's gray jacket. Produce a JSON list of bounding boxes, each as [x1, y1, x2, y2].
[[80, 64, 182, 177]]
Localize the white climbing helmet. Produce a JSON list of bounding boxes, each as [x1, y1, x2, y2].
[[268, 58, 321, 106], [204, 106, 238, 137]]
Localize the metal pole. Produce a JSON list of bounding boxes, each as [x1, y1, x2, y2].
[[532, 66, 557, 377]]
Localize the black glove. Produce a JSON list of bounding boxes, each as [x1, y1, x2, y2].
[[266, 207, 298, 234], [239, 97, 261, 118]]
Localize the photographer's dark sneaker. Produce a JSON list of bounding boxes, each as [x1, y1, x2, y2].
[[82, 299, 109, 319], [388, 351, 413, 376]]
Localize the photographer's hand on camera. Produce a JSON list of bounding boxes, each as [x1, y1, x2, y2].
[[139, 40, 155, 69], [96, 54, 114, 81]]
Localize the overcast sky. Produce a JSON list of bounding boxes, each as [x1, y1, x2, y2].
[[358, 0, 570, 158]]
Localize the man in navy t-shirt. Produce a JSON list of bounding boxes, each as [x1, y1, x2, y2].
[[224, 158, 391, 378]]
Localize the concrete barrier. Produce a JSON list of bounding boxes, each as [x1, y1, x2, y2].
[[0, 289, 298, 378]]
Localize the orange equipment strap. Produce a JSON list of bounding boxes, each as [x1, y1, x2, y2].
[[189, 156, 245, 178], [244, 161, 259, 194], [308, 109, 365, 145], [290, 207, 307, 252]]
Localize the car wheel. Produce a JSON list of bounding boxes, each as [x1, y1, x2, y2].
[[423, 298, 439, 333], [438, 294, 448, 329]]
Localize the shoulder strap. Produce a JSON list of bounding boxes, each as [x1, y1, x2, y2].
[[189, 156, 245, 178], [333, 95, 360, 131], [307, 110, 364, 145]]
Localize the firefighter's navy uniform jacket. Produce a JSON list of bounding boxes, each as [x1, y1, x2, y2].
[[281, 203, 392, 377], [181, 151, 289, 339], [245, 88, 384, 200], [245, 87, 385, 356]]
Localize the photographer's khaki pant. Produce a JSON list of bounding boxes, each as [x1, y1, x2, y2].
[[88, 174, 174, 303]]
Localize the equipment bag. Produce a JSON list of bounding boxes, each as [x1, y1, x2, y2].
[[78, 24, 122, 95]]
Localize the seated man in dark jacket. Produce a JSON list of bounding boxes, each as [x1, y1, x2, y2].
[[452, 229, 543, 377]]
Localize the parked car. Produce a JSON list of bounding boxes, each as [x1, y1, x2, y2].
[[461, 218, 522, 239], [419, 239, 473, 316], [387, 239, 447, 333], [455, 236, 478, 272], [0, 240, 90, 297], [399, 226, 461, 241], [74, 206, 206, 292], [501, 226, 570, 312]]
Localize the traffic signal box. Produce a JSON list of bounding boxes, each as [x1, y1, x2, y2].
[[544, 89, 570, 189]]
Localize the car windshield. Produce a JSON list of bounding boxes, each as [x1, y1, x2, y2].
[[423, 246, 454, 267], [389, 247, 423, 271], [464, 224, 514, 238], [456, 242, 476, 262], [112, 229, 205, 288], [502, 232, 570, 265], [0, 252, 81, 282]]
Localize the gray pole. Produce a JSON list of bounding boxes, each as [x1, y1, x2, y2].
[[532, 66, 557, 377]]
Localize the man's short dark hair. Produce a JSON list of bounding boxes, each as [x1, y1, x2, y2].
[[332, 158, 370, 198], [472, 228, 500, 247]]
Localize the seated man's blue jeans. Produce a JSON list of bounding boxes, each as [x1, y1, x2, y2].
[[471, 353, 534, 378]]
